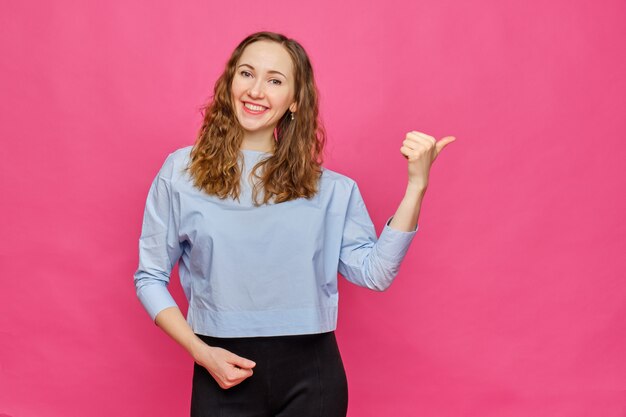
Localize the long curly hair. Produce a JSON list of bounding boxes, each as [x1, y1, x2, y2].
[[185, 31, 326, 206]]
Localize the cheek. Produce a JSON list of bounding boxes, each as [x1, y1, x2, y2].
[[230, 83, 241, 98], [231, 86, 247, 108], [272, 91, 292, 109], [231, 77, 247, 97]]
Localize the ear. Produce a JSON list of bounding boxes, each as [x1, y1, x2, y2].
[[289, 102, 297, 113]]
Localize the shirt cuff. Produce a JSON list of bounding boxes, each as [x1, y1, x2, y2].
[[137, 283, 179, 322], [376, 216, 418, 262]]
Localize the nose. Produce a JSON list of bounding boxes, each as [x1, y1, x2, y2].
[[248, 78, 265, 98]]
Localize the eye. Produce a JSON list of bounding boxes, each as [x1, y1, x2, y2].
[[270, 79, 282, 85], [240, 70, 252, 77]]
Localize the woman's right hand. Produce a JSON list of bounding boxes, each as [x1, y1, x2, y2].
[[151, 307, 257, 389], [193, 343, 257, 389]]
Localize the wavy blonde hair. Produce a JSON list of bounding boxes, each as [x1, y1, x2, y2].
[[185, 31, 326, 206]]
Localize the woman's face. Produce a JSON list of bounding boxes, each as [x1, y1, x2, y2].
[[231, 40, 298, 143]]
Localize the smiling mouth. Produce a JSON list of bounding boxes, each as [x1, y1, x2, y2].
[[242, 102, 269, 114]]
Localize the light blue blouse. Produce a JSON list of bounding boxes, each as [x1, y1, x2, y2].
[[133, 146, 418, 337]]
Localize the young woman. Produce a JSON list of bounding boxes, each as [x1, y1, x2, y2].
[[134, 31, 455, 417]]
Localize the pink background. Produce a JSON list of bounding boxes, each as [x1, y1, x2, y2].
[[1, 0, 625, 416]]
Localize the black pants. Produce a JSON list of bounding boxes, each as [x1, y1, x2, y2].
[[191, 331, 348, 417]]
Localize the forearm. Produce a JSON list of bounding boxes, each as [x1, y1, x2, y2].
[[154, 306, 208, 361], [153, 306, 256, 389], [388, 183, 427, 232]]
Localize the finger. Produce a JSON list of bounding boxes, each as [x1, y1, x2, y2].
[[402, 137, 431, 152], [225, 366, 254, 385], [405, 136, 437, 153], [230, 354, 256, 369], [231, 363, 254, 374], [400, 145, 419, 160], [408, 131, 436, 145], [239, 367, 254, 378], [435, 136, 456, 155], [221, 371, 251, 389]]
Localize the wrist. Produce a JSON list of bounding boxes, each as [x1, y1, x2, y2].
[[406, 181, 427, 196], [188, 336, 210, 362]]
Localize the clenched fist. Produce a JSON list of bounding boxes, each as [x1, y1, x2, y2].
[[400, 131, 456, 189], [194, 343, 257, 389]]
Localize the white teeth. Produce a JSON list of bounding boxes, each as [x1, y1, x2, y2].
[[244, 102, 266, 111]]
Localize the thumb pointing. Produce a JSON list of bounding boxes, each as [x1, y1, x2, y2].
[[436, 136, 456, 155]]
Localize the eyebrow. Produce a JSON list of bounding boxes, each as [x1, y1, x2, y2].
[[237, 64, 287, 79]]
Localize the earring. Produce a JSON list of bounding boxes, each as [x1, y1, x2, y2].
[[290, 112, 295, 121]]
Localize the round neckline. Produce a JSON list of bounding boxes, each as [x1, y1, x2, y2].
[[241, 148, 273, 155]]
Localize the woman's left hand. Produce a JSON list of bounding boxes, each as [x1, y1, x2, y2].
[[400, 131, 456, 189]]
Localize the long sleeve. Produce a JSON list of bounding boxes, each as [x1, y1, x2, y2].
[[133, 156, 184, 322], [337, 182, 418, 291], [131, 146, 422, 337]]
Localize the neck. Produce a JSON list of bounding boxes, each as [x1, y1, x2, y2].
[[241, 130, 276, 153]]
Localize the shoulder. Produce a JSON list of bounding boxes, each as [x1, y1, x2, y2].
[[157, 145, 193, 181], [320, 166, 358, 193]]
